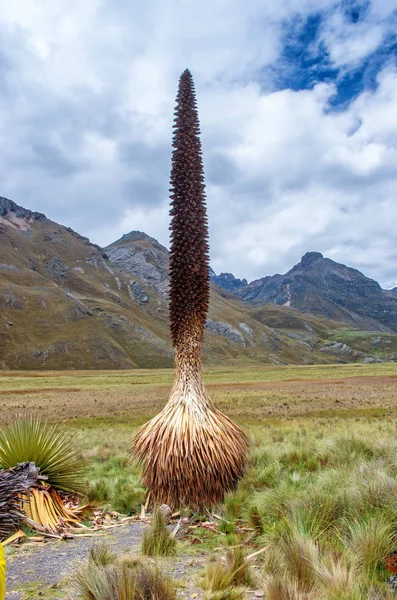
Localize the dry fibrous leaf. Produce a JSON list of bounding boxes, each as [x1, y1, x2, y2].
[[23, 487, 86, 534], [0, 462, 39, 540]]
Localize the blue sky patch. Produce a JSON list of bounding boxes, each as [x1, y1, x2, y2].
[[267, 7, 397, 110]]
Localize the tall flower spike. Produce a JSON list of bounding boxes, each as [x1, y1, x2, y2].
[[131, 69, 248, 508]]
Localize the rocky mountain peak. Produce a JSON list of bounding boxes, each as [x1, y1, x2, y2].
[[298, 252, 324, 269], [236, 252, 397, 332], [210, 271, 248, 292], [105, 230, 170, 295], [111, 230, 169, 254], [0, 197, 47, 222]]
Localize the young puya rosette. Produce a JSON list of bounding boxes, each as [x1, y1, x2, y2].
[[131, 69, 248, 508]]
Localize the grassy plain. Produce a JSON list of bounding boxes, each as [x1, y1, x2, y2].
[[2, 364, 397, 597]]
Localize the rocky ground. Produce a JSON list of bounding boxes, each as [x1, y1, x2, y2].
[[4, 522, 264, 599], [5, 522, 205, 599]]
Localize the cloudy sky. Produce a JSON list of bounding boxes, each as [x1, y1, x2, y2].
[[1, 1, 397, 287]]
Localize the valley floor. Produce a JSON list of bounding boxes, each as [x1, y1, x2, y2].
[[2, 364, 397, 599], [1, 363, 397, 423]]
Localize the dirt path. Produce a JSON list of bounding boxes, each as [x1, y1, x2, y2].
[[5, 523, 265, 599], [4, 522, 207, 599]]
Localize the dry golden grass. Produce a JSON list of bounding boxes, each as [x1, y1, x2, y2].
[[0, 364, 396, 423]]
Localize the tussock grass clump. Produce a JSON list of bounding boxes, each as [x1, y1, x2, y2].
[[201, 545, 252, 600], [268, 530, 318, 592], [313, 555, 361, 600], [227, 421, 397, 597], [261, 576, 308, 600], [325, 432, 388, 465], [344, 514, 397, 577], [141, 507, 176, 556], [223, 489, 248, 521], [71, 545, 176, 600], [89, 542, 116, 567]]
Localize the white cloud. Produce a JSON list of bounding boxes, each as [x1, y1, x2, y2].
[[0, 0, 396, 287]]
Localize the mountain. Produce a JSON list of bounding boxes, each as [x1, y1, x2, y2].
[[105, 231, 170, 296], [0, 196, 360, 369], [232, 252, 397, 333], [210, 272, 248, 293], [1, 197, 397, 369], [0, 197, 173, 369]]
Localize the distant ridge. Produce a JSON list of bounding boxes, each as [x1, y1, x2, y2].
[[233, 252, 397, 332]]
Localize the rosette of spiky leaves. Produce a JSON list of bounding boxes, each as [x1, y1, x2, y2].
[[131, 70, 248, 508], [0, 416, 86, 494]]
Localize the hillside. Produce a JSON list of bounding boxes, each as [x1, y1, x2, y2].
[[1, 197, 397, 369]]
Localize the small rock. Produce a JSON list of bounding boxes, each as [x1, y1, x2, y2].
[[239, 323, 254, 337], [205, 319, 246, 346], [388, 574, 397, 593], [5, 291, 22, 309], [362, 356, 382, 363], [46, 257, 69, 278], [128, 281, 149, 304], [159, 504, 172, 521]]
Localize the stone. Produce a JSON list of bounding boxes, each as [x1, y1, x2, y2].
[[159, 504, 172, 521], [239, 323, 254, 337], [46, 258, 69, 278], [128, 281, 149, 304], [5, 291, 22, 309], [205, 319, 246, 346]]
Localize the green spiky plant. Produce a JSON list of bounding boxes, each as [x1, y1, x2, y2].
[[131, 69, 248, 508], [0, 415, 85, 493], [0, 416, 86, 533]]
